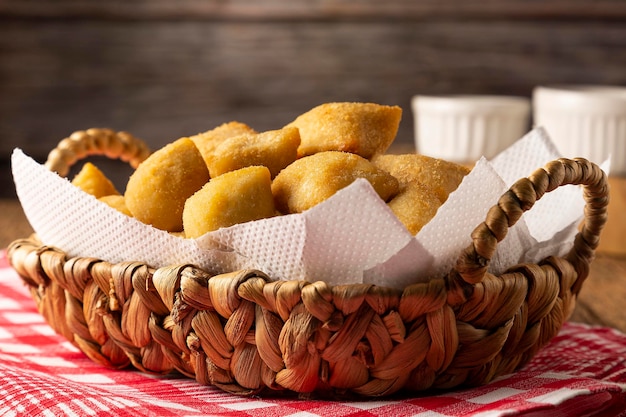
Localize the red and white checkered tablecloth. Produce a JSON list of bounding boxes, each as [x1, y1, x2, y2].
[[1, 250, 625, 417]]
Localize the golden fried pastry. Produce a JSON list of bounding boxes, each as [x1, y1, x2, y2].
[[372, 154, 470, 234], [387, 182, 442, 234], [189, 121, 256, 167], [372, 154, 470, 204], [272, 151, 399, 214], [71, 162, 120, 198], [98, 195, 132, 217], [206, 127, 300, 178], [125, 137, 210, 232], [285, 102, 402, 159], [183, 166, 276, 237]]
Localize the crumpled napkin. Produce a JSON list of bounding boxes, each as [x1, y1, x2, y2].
[[11, 127, 600, 288]]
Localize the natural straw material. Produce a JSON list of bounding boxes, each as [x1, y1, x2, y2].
[[8, 130, 609, 397], [44, 128, 150, 177]]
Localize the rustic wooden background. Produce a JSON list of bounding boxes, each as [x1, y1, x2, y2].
[[2, 0, 626, 197]]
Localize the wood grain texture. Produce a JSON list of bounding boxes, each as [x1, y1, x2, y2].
[[597, 176, 626, 256], [0, 199, 33, 248], [3, 0, 626, 20], [1, 1, 626, 197], [2, 20, 625, 151], [570, 253, 626, 333]]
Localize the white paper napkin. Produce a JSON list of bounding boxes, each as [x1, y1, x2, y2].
[[11, 127, 599, 288]]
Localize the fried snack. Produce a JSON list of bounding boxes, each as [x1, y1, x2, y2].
[[387, 183, 442, 234], [372, 154, 470, 204], [98, 195, 132, 217], [183, 166, 276, 237], [285, 102, 402, 159], [125, 137, 210, 232], [189, 121, 256, 167], [272, 151, 399, 214], [206, 127, 300, 178], [71, 162, 120, 198], [373, 154, 470, 234]]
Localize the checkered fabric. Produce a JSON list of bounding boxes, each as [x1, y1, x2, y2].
[[1, 250, 625, 417]]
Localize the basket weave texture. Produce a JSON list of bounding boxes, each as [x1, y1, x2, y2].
[[8, 129, 609, 397]]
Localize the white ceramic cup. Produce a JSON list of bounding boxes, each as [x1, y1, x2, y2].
[[532, 85, 626, 176], [412, 95, 531, 163]]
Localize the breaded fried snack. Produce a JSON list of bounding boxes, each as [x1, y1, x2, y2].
[[98, 195, 132, 217], [71, 162, 120, 198], [373, 153, 470, 234], [207, 127, 300, 178], [387, 182, 442, 234], [372, 154, 470, 204], [272, 151, 399, 214], [285, 102, 402, 159], [183, 166, 276, 237], [125, 137, 210, 232], [189, 121, 257, 167]]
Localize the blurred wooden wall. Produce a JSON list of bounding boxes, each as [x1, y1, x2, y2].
[[2, 0, 626, 196]]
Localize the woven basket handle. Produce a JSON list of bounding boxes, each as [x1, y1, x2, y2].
[[455, 157, 609, 285], [45, 128, 151, 177]]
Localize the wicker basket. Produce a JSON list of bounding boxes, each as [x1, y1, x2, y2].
[[8, 129, 609, 398]]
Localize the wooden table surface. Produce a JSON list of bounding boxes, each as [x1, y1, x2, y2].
[[2, 191, 625, 334]]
